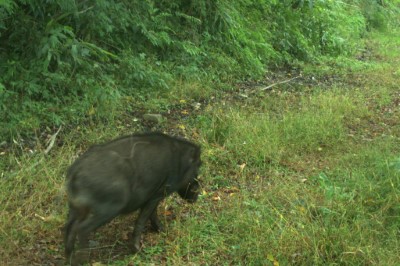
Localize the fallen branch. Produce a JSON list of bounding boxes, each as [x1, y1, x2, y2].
[[85, 245, 117, 251], [44, 126, 62, 154], [260, 75, 301, 91]]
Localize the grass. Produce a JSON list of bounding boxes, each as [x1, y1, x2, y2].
[[1, 31, 400, 265], [190, 87, 399, 264]]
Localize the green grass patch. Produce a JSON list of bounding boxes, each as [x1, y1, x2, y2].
[[197, 89, 370, 168]]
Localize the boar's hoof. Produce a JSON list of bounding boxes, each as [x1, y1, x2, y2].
[[150, 221, 164, 232], [70, 250, 89, 266], [152, 224, 164, 233], [132, 242, 141, 254]]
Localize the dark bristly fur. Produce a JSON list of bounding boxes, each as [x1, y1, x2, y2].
[[64, 133, 201, 264]]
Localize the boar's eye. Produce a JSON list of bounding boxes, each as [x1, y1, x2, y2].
[[190, 181, 200, 191]]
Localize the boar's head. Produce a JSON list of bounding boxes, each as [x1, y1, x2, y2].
[[177, 145, 201, 203]]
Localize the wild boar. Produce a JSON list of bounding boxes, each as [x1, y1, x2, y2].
[[64, 133, 201, 262]]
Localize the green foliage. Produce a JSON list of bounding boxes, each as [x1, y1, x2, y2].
[[268, 0, 366, 60], [1, 0, 400, 139], [357, 0, 400, 30]]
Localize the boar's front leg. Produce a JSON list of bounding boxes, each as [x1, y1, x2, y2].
[[131, 199, 161, 253], [150, 208, 164, 232]]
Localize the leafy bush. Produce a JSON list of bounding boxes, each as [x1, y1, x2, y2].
[[357, 0, 400, 30], [1, 0, 399, 139]]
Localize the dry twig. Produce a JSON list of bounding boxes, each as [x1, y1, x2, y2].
[[44, 126, 62, 154], [260, 75, 301, 91]]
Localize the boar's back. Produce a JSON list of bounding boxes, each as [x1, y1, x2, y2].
[[66, 133, 200, 213]]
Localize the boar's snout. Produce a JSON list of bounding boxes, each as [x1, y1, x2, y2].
[[179, 180, 200, 203]]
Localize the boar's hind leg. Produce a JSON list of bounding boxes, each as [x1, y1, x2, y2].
[[132, 199, 161, 253], [75, 202, 125, 249], [64, 206, 89, 260], [64, 208, 78, 259]]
